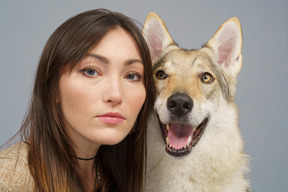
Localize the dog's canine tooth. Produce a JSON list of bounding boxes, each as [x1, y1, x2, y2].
[[168, 144, 172, 148], [166, 124, 170, 131], [193, 127, 196, 133], [166, 137, 169, 144], [187, 136, 192, 145]]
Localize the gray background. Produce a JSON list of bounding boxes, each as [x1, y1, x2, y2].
[[0, 0, 287, 191]]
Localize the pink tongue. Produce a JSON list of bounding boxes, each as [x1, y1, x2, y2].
[[168, 123, 193, 149]]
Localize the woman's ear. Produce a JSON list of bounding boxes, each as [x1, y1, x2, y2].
[[56, 90, 60, 104]]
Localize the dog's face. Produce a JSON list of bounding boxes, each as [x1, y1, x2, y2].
[[153, 49, 221, 156], [144, 13, 242, 157]]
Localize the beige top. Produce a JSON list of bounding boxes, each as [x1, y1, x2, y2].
[[0, 142, 34, 191]]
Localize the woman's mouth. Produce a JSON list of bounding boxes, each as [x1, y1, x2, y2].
[[96, 112, 125, 125]]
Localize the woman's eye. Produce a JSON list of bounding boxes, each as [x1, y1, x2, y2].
[[126, 72, 142, 81], [80, 67, 99, 77], [201, 72, 214, 83], [155, 70, 167, 80]]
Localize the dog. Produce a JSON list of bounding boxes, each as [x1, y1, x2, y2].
[[143, 13, 250, 192]]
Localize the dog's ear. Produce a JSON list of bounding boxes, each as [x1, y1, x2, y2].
[[206, 17, 242, 75], [143, 12, 174, 62]]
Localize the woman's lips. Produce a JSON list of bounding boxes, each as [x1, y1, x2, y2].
[[96, 112, 125, 125]]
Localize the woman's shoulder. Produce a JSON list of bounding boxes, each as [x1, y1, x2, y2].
[[0, 142, 34, 191], [0, 142, 28, 158]]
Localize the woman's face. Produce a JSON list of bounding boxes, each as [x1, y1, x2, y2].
[[58, 27, 146, 153]]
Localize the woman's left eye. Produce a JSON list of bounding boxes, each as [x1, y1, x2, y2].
[[125, 72, 142, 81], [80, 67, 99, 77]]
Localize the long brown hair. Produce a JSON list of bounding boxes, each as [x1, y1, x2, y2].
[[19, 9, 155, 192]]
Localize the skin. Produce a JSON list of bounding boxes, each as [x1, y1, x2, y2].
[[58, 27, 146, 191]]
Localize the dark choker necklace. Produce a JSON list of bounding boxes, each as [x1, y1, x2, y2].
[[72, 154, 97, 161]]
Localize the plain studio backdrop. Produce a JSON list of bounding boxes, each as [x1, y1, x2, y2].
[[0, 1, 287, 191]]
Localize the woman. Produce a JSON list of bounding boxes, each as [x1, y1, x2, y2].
[[0, 9, 155, 192]]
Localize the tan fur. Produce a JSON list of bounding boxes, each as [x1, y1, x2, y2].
[[144, 13, 249, 192]]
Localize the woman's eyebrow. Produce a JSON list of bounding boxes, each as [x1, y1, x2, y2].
[[86, 53, 109, 64], [86, 53, 143, 66], [126, 59, 143, 66]]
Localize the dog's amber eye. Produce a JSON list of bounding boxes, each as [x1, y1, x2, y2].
[[201, 72, 214, 83], [156, 70, 167, 80]]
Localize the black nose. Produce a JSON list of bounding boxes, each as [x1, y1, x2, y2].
[[167, 93, 193, 117]]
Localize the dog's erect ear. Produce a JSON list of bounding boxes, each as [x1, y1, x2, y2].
[[206, 17, 243, 75], [143, 12, 174, 62]]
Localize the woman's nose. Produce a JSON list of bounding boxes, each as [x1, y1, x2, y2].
[[104, 75, 122, 105]]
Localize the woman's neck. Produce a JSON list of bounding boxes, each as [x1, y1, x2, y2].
[[73, 144, 100, 191], [77, 159, 97, 192]]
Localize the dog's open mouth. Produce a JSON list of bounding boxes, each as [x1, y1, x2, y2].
[[159, 118, 208, 157]]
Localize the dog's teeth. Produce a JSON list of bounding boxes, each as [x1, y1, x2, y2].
[[166, 124, 170, 131], [193, 127, 196, 133], [187, 136, 192, 145], [168, 144, 172, 148], [166, 137, 169, 144]]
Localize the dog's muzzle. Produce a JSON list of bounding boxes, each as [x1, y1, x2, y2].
[[158, 93, 208, 157]]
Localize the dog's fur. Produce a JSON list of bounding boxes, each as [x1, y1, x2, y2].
[[143, 13, 249, 192]]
